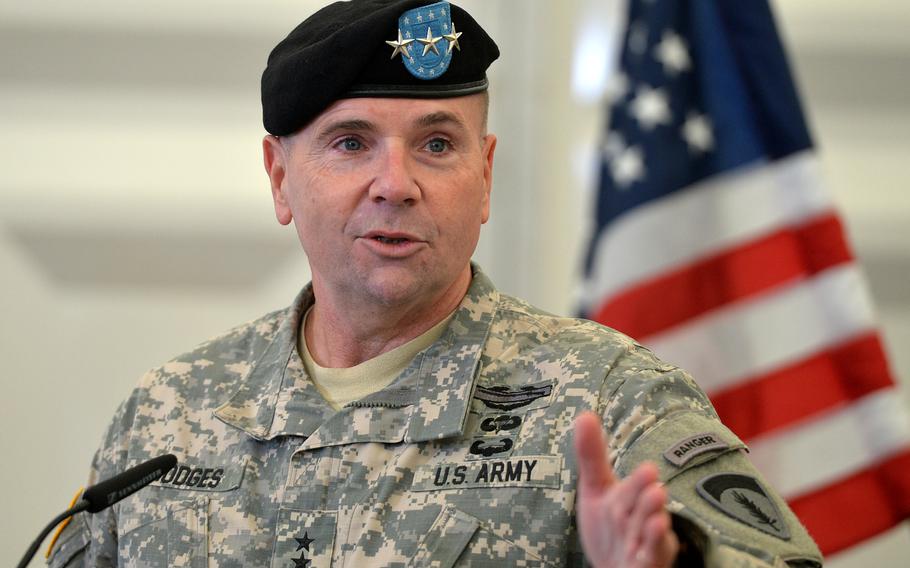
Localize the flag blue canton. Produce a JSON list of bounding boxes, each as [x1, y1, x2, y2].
[[582, 0, 813, 275]]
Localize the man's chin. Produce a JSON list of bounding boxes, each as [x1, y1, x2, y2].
[[361, 268, 426, 306]]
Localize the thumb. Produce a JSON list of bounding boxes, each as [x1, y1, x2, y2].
[[573, 411, 617, 493]]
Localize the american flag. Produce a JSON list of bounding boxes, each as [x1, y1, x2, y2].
[[578, 0, 910, 557]]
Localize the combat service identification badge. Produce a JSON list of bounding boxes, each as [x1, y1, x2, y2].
[[696, 473, 791, 540], [472, 381, 554, 412], [386, 1, 461, 79]]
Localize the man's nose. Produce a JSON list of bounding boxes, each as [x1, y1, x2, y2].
[[369, 142, 421, 205]]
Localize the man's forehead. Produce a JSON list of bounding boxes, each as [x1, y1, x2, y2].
[[307, 96, 480, 133]]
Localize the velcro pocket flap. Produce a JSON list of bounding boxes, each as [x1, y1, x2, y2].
[[412, 506, 480, 568]]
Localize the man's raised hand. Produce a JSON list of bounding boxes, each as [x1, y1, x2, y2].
[[573, 411, 679, 567]]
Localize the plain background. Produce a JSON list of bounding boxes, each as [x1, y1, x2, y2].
[[1, 1, 908, 565]]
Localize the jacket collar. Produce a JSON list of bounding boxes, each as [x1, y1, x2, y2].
[[214, 265, 499, 446]]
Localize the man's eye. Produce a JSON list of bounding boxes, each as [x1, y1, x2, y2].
[[339, 137, 363, 151], [425, 138, 450, 153]]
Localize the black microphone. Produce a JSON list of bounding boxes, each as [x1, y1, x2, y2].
[[81, 453, 177, 513], [17, 453, 177, 568]]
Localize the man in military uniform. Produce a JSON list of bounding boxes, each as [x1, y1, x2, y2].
[[47, 1, 823, 566]]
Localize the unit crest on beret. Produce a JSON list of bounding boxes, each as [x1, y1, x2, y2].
[[386, 1, 462, 80]]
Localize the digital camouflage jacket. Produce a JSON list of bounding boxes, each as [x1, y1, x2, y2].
[[48, 267, 822, 567]]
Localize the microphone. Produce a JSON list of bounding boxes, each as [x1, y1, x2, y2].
[[17, 454, 177, 568], [81, 454, 177, 513]]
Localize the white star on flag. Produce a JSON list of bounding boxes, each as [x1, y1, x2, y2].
[[682, 112, 714, 153], [610, 146, 645, 189], [630, 85, 672, 130], [654, 30, 691, 74]]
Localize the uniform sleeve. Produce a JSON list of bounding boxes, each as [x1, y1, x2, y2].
[[46, 390, 140, 567], [599, 345, 824, 568]]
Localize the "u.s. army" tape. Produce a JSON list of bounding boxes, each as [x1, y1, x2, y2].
[[411, 456, 561, 491]]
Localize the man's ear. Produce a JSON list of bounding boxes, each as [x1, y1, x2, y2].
[[262, 135, 293, 226], [480, 133, 497, 224]]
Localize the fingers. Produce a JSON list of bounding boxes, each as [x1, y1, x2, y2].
[[636, 512, 679, 567], [623, 467, 668, 557], [612, 461, 660, 526], [573, 411, 616, 493], [573, 412, 679, 567]]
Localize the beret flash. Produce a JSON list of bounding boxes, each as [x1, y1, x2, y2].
[[262, 0, 500, 135]]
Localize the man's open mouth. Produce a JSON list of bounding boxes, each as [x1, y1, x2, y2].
[[373, 236, 410, 244]]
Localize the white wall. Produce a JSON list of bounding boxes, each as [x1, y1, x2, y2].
[[1, 1, 907, 565]]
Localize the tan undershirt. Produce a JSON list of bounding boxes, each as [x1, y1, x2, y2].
[[299, 307, 455, 410]]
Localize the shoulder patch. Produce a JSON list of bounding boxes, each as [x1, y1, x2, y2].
[[472, 381, 553, 412], [663, 432, 729, 467], [696, 473, 790, 540]]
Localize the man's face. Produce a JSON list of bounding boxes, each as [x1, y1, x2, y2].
[[264, 94, 496, 309]]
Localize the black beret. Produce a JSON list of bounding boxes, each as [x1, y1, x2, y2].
[[262, 0, 500, 135]]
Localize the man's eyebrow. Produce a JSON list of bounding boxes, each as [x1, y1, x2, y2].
[[315, 119, 376, 143], [414, 111, 467, 130]]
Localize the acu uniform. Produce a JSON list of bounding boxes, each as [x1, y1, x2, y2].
[[47, 1, 823, 566], [47, 268, 821, 567]]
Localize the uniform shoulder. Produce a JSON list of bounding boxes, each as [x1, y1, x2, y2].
[[132, 305, 292, 401], [489, 292, 690, 394], [493, 292, 641, 353]]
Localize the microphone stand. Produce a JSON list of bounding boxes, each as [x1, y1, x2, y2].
[[17, 453, 176, 568], [17, 499, 90, 568]]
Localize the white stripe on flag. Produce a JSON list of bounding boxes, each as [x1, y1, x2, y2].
[[578, 151, 831, 311], [747, 388, 910, 498], [644, 264, 876, 393]]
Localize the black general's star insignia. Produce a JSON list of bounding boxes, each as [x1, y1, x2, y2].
[[291, 556, 311, 568], [295, 532, 315, 552]]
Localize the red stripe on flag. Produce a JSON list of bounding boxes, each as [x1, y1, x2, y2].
[[709, 333, 896, 440], [591, 213, 852, 339], [788, 449, 910, 556]]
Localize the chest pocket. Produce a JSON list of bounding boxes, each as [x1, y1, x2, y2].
[[412, 506, 550, 568], [117, 494, 209, 567]]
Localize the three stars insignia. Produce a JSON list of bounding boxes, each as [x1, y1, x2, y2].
[[387, 22, 463, 59]]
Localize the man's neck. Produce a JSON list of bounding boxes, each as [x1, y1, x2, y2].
[[304, 269, 471, 368]]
